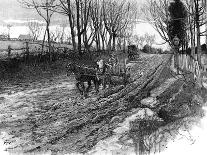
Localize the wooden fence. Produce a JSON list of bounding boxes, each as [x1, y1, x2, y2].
[[171, 53, 207, 82], [0, 41, 73, 61]]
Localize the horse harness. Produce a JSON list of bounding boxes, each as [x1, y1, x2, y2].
[[67, 63, 98, 77]]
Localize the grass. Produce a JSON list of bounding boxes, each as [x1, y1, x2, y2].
[[0, 59, 69, 93], [0, 40, 25, 50]]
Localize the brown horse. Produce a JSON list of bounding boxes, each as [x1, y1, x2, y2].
[[66, 63, 101, 97]]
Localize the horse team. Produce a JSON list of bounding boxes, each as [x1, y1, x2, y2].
[[66, 57, 130, 98]]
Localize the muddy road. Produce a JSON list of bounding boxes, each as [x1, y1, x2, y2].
[[1, 53, 203, 155]]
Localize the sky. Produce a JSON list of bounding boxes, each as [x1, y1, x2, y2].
[[0, 0, 38, 22], [0, 0, 66, 25], [0, 0, 147, 25]]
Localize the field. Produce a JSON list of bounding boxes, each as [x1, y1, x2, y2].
[[0, 40, 73, 59]]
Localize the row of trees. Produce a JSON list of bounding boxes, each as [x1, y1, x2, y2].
[[131, 33, 156, 49], [19, 0, 139, 56], [28, 21, 71, 43], [143, 0, 207, 67]]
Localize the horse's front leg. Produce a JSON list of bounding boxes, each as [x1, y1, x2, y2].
[[107, 74, 113, 88], [103, 77, 107, 89], [94, 79, 100, 94], [76, 81, 83, 95], [108, 78, 112, 88], [86, 80, 91, 94], [80, 82, 88, 98]]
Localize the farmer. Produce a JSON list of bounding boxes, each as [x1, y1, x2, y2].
[[108, 53, 118, 72]]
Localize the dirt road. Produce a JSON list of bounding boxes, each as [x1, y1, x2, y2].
[[0, 53, 168, 155]]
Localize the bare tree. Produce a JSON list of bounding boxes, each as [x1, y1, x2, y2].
[[59, 22, 67, 43], [19, 0, 57, 61], [55, 0, 92, 56], [144, 0, 207, 86], [76, 0, 91, 54], [49, 24, 68, 43], [102, 0, 138, 51], [55, 0, 76, 50], [90, 0, 102, 50], [50, 26, 61, 42], [133, 34, 145, 49], [7, 24, 12, 40], [183, 0, 207, 76], [81, 20, 96, 51], [90, 0, 111, 51], [28, 21, 43, 41], [142, 0, 171, 45], [184, 0, 195, 56], [203, 0, 207, 44], [189, 0, 207, 86], [192, 0, 207, 65], [144, 33, 156, 46]]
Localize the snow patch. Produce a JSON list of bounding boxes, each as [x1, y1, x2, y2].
[[114, 108, 156, 134]]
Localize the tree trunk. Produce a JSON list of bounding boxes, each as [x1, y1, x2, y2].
[[45, 2, 52, 62], [206, 24, 207, 45], [196, 27, 201, 64], [67, 0, 76, 51], [124, 37, 126, 52], [194, 1, 202, 86], [70, 22, 76, 51], [100, 32, 105, 50], [77, 34, 82, 56], [76, 1, 82, 57], [174, 48, 179, 74], [83, 30, 91, 51], [112, 34, 116, 51], [204, 0, 207, 44], [42, 29, 46, 55], [46, 22, 52, 62], [95, 33, 99, 50], [95, 32, 101, 51], [195, 2, 201, 65], [107, 35, 112, 51]]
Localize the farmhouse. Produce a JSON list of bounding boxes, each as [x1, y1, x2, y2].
[[18, 34, 32, 41]]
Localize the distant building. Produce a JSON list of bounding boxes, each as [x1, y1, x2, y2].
[[18, 34, 32, 41], [0, 34, 8, 40]]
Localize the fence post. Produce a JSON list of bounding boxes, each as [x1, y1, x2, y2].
[[25, 41, 29, 63], [131, 120, 144, 155], [8, 45, 11, 59]]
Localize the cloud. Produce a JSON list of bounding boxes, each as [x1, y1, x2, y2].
[[3, 19, 44, 24]]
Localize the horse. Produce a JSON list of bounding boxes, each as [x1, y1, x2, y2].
[[66, 63, 101, 97]]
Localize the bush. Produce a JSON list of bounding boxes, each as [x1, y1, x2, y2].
[[143, 44, 151, 53], [142, 44, 159, 54]]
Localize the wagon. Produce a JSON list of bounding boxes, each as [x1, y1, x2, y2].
[[128, 45, 139, 60], [96, 62, 131, 88]]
